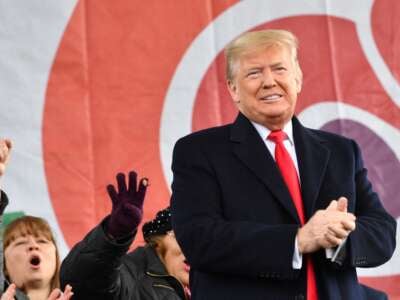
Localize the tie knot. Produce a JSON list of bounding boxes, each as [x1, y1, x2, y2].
[[268, 130, 287, 143]]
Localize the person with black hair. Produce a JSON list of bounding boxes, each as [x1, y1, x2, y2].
[[60, 171, 190, 300]]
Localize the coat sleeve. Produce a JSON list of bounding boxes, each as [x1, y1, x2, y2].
[[171, 136, 301, 280], [345, 140, 397, 268], [60, 217, 136, 299]]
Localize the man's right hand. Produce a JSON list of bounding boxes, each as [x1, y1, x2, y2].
[[106, 171, 148, 238], [297, 197, 356, 254]]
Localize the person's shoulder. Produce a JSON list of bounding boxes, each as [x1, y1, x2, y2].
[[175, 123, 232, 147], [126, 246, 147, 262], [303, 126, 362, 158], [122, 246, 148, 276], [183, 123, 231, 140], [306, 126, 355, 146]]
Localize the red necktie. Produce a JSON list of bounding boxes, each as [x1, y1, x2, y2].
[[268, 130, 318, 300]]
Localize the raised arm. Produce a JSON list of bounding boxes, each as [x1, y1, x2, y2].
[[60, 171, 148, 299], [0, 138, 12, 295]]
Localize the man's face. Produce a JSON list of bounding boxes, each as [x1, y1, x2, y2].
[[228, 44, 301, 130]]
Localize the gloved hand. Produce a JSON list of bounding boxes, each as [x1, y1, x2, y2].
[[106, 171, 148, 238]]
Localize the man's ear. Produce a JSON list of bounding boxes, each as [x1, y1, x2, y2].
[[295, 77, 302, 94], [227, 80, 240, 103], [295, 67, 303, 93]]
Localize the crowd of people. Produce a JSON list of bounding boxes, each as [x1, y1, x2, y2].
[[0, 140, 73, 300], [0, 140, 190, 300], [0, 28, 397, 300]]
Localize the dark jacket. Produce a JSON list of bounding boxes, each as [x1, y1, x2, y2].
[[171, 113, 396, 299], [60, 218, 186, 300]]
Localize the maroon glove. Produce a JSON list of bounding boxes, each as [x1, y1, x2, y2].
[[106, 171, 148, 238]]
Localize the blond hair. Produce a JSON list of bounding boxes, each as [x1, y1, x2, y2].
[[225, 29, 302, 82]]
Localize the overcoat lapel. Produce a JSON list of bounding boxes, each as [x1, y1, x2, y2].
[[292, 117, 330, 220], [230, 113, 300, 223]]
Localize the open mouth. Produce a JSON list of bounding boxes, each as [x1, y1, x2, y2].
[[30, 255, 41, 267], [184, 260, 190, 272]]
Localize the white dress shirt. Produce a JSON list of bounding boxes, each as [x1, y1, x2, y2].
[[251, 120, 303, 269]]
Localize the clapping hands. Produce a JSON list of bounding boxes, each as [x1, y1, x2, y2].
[[0, 284, 73, 300], [47, 284, 73, 300], [297, 197, 356, 254]]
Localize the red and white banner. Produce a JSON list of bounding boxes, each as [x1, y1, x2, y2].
[[0, 0, 399, 297]]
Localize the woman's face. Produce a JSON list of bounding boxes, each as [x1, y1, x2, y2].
[[158, 232, 190, 287], [4, 233, 57, 289]]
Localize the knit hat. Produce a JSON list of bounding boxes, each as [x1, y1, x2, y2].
[[142, 207, 172, 242]]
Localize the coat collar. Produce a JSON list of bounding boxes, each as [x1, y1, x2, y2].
[[292, 117, 330, 219], [144, 246, 187, 300], [230, 113, 330, 222], [144, 246, 169, 276]]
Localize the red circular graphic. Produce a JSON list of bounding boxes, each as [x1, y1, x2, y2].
[[43, 0, 238, 248], [43, 0, 399, 297]]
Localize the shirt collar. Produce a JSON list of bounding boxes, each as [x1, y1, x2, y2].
[[251, 120, 294, 145]]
